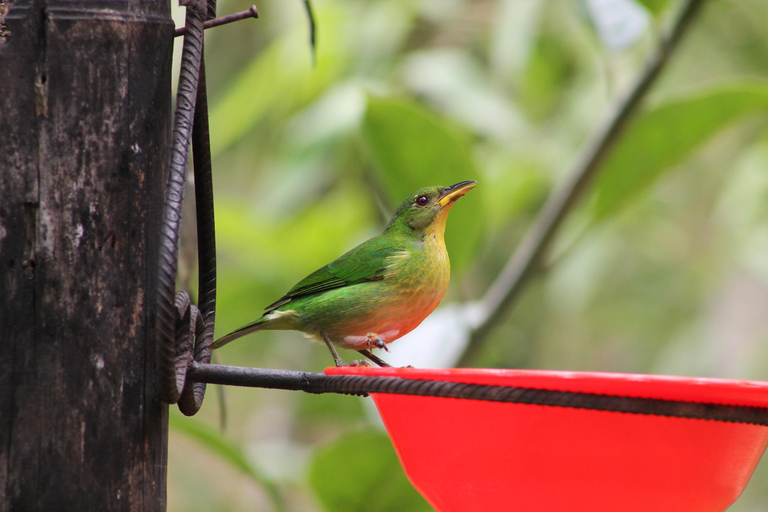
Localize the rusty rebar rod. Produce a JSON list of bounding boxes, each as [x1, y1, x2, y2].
[[174, 5, 258, 37], [184, 362, 768, 425]]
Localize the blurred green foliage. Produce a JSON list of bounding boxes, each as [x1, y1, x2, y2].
[[168, 1, 768, 511], [591, 81, 768, 219], [362, 95, 482, 270], [308, 430, 433, 512]]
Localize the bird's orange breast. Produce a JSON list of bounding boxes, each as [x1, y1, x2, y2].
[[333, 234, 450, 349]]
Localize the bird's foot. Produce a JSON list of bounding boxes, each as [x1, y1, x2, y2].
[[347, 359, 372, 367], [366, 332, 389, 352]]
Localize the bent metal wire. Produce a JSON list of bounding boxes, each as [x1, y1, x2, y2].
[[156, 0, 259, 413]]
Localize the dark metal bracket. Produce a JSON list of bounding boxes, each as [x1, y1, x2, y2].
[[155, 0, 257, 415]]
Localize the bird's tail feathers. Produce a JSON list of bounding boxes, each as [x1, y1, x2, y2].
[[211, 318, 266, 350]]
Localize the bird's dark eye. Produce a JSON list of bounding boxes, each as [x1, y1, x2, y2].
[[416, 195, 429, 206]]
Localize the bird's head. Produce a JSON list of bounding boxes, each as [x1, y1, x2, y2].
[[386, 181, 477, 240]]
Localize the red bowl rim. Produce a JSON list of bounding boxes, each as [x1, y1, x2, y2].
[[325, 367, 768, 408]]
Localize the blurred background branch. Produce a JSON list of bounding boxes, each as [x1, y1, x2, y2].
[[457, 0, 705, 366]]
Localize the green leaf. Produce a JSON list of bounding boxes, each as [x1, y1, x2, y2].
[[591, 81, 768, 219], [209, 5, 347, 158], [308, 429, 434, 512], [362, 95, 483, 272], [169, 412, 286, 511]]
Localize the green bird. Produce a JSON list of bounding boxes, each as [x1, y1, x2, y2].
[[212, 180, 477, 367]]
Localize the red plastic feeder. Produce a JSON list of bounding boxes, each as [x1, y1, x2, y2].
[[326, 367, 768, 512]]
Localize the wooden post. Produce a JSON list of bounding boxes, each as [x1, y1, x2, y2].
[[0, 0, 173, 509]]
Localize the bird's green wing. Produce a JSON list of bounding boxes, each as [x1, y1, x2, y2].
[[264, 235, 404, 311]]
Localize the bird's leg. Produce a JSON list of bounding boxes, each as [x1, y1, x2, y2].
[[357, 349, 392, 367], [366, 332, 389, 352], [321, 332, 346, 367]]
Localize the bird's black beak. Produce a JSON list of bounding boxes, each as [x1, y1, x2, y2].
[[437, 180, 477, 207]]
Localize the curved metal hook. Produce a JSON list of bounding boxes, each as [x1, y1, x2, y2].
[[155, 2, 210, 403]]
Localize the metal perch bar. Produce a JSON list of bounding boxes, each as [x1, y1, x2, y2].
[[185, 362, 768, 426]]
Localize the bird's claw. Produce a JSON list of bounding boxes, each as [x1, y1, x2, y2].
[[347, 359, 372, 367]]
